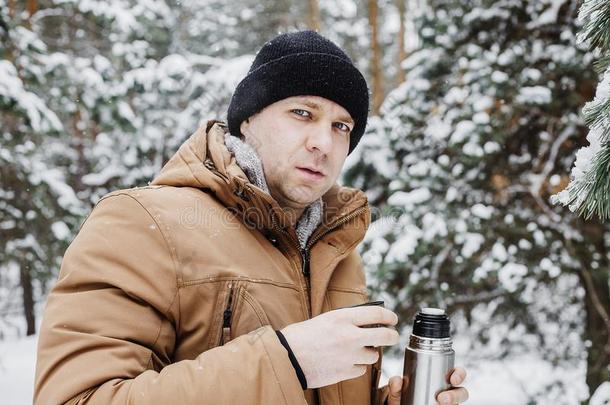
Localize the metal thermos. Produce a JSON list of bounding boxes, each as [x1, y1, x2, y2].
[[401, 308, 454, 405]]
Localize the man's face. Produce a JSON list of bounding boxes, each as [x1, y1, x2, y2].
[[239, 95, 353, 211]]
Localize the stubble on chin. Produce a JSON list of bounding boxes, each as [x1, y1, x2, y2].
[[281, 182, 318, 207]]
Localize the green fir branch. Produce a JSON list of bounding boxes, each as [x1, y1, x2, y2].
[[593, 54, 610, 74], [582, 96, 610, 138], [578, 0, 610, 51], [553, 0, 610, 221], [572, 145, 610, 220]]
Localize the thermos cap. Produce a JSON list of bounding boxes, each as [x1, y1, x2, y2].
[[421, 307, 445, 316], [412, 307, 451, 339]]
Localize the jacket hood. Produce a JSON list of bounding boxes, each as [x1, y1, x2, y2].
[[150, 119, 370, 251]]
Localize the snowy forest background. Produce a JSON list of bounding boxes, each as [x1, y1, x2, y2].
[[2, 0, 610, 404]]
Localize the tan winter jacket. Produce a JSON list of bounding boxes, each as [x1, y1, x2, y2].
[[34, 120, 390, 405]]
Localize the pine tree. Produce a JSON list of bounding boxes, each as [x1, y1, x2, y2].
[[0, 3, 83, 336], [552, 1, 610, 222], [343, 0, 609, 401]]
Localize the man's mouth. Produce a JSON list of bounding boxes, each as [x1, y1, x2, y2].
[[297, 167, 325, 180]]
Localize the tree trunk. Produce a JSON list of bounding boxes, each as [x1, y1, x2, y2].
[[307, 0, 320, 32], [20, 261, 36, 336], [72, 107, 86, 192], [26, 0, 37, 18], [396, 0, 407, 85], [368, 0, 384, 114], [7, 0, 15, 18]]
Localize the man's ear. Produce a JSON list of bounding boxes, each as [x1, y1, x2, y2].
[[239, 118, 250, 138]]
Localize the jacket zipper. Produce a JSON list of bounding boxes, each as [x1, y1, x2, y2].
[[271, 204, 369, 318], [220, 281, 236, 345]]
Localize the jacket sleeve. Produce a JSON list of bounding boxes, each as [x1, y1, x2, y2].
[[34, 193, 306, 405]]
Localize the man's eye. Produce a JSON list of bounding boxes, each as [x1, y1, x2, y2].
[[292, 109, 311, 118], [335, 122, 351, 133]]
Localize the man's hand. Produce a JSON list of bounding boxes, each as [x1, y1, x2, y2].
[[384, 367, 468, 405], [280, 306, 400, 389]]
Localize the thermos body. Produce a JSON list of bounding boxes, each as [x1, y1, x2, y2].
[[400, 308, 455, 405], [401, 335, 454, 405]]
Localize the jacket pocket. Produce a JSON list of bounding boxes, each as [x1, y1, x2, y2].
[[237, 286, 271, 327], [217, 280, 271, 346], [218, 280, 242, 346]]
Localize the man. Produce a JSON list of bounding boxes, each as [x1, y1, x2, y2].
[[34, 30, 468, 405]]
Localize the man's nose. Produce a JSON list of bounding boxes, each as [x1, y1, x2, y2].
[[304, 121, 333, 155]]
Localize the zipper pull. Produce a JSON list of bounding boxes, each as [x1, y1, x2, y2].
[[301, 248, 310, 278], [221, 282, 235, 345]]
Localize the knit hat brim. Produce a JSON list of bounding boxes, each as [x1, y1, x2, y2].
[[227, 52, 369, 155]]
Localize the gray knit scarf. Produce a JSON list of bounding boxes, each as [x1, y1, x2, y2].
[[224, 133, 323, 249]]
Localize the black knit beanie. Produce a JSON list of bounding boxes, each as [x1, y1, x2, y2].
[[226, 30, 370, 155]]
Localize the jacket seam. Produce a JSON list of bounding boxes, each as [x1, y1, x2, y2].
[[336, 232, 366, 255], [178, 149, 215, 190], [327, 286, 368, 294], [98, 192, 180, 287], [259, 328, 292, 405], [147, 288, 180, 370], [179, 275, 301, 292], [101, 192, 181, 356]]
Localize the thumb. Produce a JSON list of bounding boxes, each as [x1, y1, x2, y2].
[[387, 375, 403, 405]]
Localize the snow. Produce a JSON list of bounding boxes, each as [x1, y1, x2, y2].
[[385, 224, 423, 262], [82, 165, 125, 186], [498, 263, 528, 292], [459, 233, 485, 258], [522, 67, 543, 82], [159, 54, 191, 78], [473, 96, 493, 111], [60, 0, 138, 33], [516, 86, 552, 105], [424, 115, 452, 141], [422, 212, 448, 241], [450, 120, 476, 145], [0, 61, 63, 133], [117, 100, 136, 122], [388, 188, 432, 207], [491, 242, 508, 262], [463, 7, 511, 25], [528, 0, 568, 28], [463, 141, 484, 157], [51, 221, 71, 241], [0, 335, 37, 404], [540, 257, 561, 278], [471, 203, 494, 219], [30, 168, 81, 210], [444, 87, 469, 104], [590, 382, 610, 405], [407, 160, 431, 177], [491, 70, 509, 83]]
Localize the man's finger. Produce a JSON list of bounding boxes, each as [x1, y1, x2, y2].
[[361, 325, 400, 347], [449, 367, 467, 386], [344, 306, 398, 327], [436, 387, 469, 405], [387, 376, 403, 405]]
